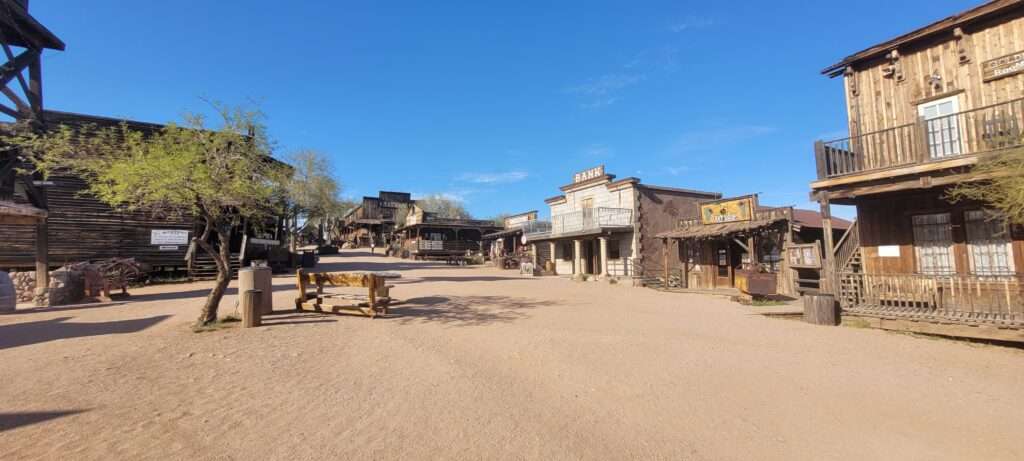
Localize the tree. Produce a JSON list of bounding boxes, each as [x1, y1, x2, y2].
[[947, 147, 1024, 225], [416, 194, 471, 219], [10, 104, 286, 327], [490, 213, 511, 227], [281, 149, 347, 248]]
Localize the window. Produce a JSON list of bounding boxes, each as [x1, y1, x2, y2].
[[918, 95, 962, 159], [912, 213, 955, 275], [965, 210, 1015, 276], [760, 239, 782, 273], [608, 239, 621, 260], [561, 242, 573, 261]]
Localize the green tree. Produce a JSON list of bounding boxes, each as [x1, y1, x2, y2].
[[416, 194, 471, 219], [947, 147, 1024, 225], [10, 104, 286, 327], [281, 149, 347, 247]]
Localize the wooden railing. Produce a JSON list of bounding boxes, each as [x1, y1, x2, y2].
[[815, 97, 1024, 179], [838, 272, 1023, 325], [415, 240, 479, 253], [550, 207, 632, 236], [833, 219, 860, 272]]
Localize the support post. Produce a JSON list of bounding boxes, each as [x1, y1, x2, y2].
[[598, 237, 608, 277], [573, 239, 582, 276], [819, 199, 836, 295], [531, 243, 537, 265], [748, 235, 757, 266], [549, 241, 556, 274], [682, 239, 689, 289], [662, 238, 670, 285]]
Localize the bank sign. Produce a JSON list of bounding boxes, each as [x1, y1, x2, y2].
[[700, 196, 756, 225], [573, 165, 605, 183], [983, 50, 1024, 82]]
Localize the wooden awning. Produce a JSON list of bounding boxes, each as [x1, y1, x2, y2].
[[657, 217, 785, 240], [0, 200, 46, 224]]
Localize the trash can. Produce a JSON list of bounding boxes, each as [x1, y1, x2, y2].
[[239, 266, 273, 314], [301, 251, 317, 268]]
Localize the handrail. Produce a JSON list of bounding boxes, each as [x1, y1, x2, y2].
[[815, 96, 1024, 179], [833, 219, 860, 272]]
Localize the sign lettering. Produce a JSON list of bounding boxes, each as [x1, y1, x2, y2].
[[573, 165, 605, 184], [700, 196, 756, 225], [983, 50, 1024, 82], [151, 229, 189, 245]]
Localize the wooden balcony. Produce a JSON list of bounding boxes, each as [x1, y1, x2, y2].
[[838, 272, 1024, 327], [551, 207, 633, 237], [814, 97, 1024, 182]]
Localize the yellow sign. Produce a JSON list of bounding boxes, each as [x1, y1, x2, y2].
[[701, 197, 755, 225]]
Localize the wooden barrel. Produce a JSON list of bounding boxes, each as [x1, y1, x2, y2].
[[0, 271, 16, 312], [803, 294, 839, 326]]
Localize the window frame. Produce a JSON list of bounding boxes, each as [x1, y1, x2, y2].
[[911, 212, 957, 276], [963, 209, 1016, 276]]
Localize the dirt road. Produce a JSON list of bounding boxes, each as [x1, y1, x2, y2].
[[2, 250, 1022, 460]]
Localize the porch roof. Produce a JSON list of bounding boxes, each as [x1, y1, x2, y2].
[[483, 227, 523, 240], [0, 200, 46, 225], [657, 216, 786, 240]]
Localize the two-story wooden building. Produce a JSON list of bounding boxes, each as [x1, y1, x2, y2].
[[395, 204, 501, 260], [811, 0, 1024, 340], [340, 191, 413, 247], [524, 165, 720, 281]]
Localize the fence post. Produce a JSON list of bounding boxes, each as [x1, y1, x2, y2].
[[242, 289, 262, 328], [814, 140, 827, 179]]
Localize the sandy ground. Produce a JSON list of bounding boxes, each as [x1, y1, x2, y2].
[[2, 250, 1023, 461]]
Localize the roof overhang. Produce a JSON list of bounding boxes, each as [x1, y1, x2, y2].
[[0, 200, 46, 224]]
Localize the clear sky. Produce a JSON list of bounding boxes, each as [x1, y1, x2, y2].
[[34, 0, 981, 219]]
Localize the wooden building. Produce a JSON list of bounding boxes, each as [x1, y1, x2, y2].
[[340, 191, 413, 247], [395, 204, 500, 260], [524, 165, 720, 281], [483, 211, 541, 267], [657, 195, 849, 297], [811, 0, 1024, 340]]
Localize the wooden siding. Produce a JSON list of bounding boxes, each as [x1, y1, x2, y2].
[[0, 174, 194, 270], [856, 189, 1024, 276], [843, 8, 1024, 138], [636, 185, 712, 276]]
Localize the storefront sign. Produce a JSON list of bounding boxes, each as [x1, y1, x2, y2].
[[505, 212, 536, 228], [983, 50, 1024, 82], [700, 196, 755, 225], [573, 165, 605, 183], [151, 229, 189, 245]]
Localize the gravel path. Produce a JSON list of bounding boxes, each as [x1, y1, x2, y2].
[[2, 250, 1022, 460]]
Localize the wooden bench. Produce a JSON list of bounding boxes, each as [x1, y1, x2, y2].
[[294, 269, 401, 318]]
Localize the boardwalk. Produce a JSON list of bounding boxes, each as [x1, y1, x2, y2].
[[1, 250, 1022, 460]]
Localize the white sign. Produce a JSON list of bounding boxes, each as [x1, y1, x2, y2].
[[250, 238, 280, 246], [158, 245, 179, 251], [151, 229, 189, 245], [878, 245, 901, 257], [573, 165, 605, 183]]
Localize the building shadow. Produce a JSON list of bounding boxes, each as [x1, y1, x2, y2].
[[259, 310, 338, 326], [0, 315, 171, 350], [0, 410, 88, 433], [314, 259, 450, 272], [5, 301, 129, 316], [126, 283, 295, 304], [388, 295, 545, 327]]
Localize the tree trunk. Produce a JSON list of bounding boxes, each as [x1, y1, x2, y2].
[[195, 226, 233, 326]]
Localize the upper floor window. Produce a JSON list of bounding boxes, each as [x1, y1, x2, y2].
[[964, 210, 1015, 276], [912, 213, 955, 275], [918, 96, 962, 159]]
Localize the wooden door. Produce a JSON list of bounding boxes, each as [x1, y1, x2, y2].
[[714, 243, 732, 288]]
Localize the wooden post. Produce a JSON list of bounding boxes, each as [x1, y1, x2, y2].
[[294, 268, 306, 310], [819, 199, 836, 295], [682, 239, 690, 289], [573, 239, 582, 276], [662, 238, 670, 284], [814, 140, 827, 179], [367, 275, 377, 317], [241, 289, 262, 328], [34, 220, 47, 303], [549, 241, 556, 274], [747, 235, 757, 266]]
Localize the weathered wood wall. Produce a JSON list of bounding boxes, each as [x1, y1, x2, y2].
[[636, 185, 718, 277], [0, 174, 194, 270], [856, 188, 1024, 276], [843, 7, 1024, 137]]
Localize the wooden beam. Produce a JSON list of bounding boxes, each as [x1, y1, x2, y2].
[[819, 200, 836, 295], [810, 155, 978, 190], [0, 48, 39, 89]]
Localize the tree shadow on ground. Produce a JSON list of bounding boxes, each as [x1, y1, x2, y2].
[[0, 410, 87, 433], [403, 276, 537, 284], [259, 310, 338, 326], [0, 315, 171, 350], [126, 283, 295, 304], [388, 296, 546, 327], [5, 301, 129, 316]]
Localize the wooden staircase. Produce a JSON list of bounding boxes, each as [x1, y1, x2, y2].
[[189, 252, 241, 280], [833, 220, 863, 308]]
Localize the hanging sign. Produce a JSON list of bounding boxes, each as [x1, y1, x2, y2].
[[573, 165, 605, 183], [151, 229, 189, 245], [700, 196, 756, 225], [983, 50, 1024, 82], [158, 245, 179, 251]]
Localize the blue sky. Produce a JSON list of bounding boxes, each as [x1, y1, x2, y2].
[[34, 0, 980, 219]]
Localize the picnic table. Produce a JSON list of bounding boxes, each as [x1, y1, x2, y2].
[[294, 270, 402, 318]]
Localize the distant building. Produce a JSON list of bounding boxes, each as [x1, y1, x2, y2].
[[394, 204, 500, 260], [340, 191, 414, 247], [525, 165, 720, 280], [810, 0, 1024, 340]]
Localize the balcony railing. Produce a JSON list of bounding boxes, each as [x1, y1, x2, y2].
[[815, 97, 1024, 180], [412, 239, 480, 253], [838, 272, 1023, 326], [523, 208, 633, 239]]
